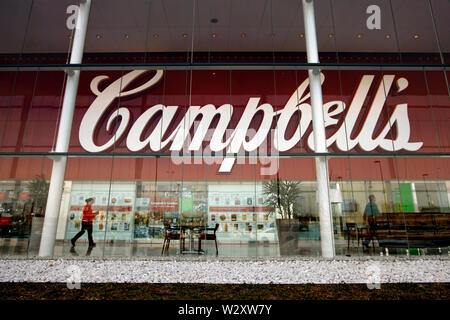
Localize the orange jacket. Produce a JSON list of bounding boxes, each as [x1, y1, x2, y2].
[[82, 204, 98, 222]]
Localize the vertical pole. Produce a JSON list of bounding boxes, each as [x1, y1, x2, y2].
[[302, 0, 335, 258], [410, 183, 420, 212], [39, 0, 91, 257], [375, 161, 388, 211]]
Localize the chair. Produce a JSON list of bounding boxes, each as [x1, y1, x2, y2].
[[161, 222, 184, 255], [345, 222, 374, 252], [199, 223, 219, 256]]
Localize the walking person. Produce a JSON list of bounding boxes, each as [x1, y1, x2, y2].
[[362, 194, 381, 249], [71, 197, 99, 247]]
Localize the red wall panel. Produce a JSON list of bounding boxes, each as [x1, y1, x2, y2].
[[0, 67, 449, 181]]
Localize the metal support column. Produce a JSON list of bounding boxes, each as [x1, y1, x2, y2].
[[302, 0, 335, 258], [39, 0, 91, 257]]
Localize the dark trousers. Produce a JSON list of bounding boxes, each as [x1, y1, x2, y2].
[[363, 219, 376, 247], [72, 221, 94, 245]]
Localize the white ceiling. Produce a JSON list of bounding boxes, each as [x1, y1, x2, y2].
[[0, 0, 449, 54]]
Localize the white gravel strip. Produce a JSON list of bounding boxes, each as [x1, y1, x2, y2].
[[0, 258, 449, 284]]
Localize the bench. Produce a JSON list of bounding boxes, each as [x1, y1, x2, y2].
[[373, 212, 450, 249]]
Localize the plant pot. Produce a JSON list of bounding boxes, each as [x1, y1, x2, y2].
[[28, 216, 44, 252], [275, 219, 300, 255]]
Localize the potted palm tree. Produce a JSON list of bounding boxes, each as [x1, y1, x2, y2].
[[27, 174, 49, 217], [27, 174, 49, 249], [263, 179, 301, 255]]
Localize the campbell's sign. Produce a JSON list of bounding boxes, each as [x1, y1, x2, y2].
[[79, 70, 423, 172]]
